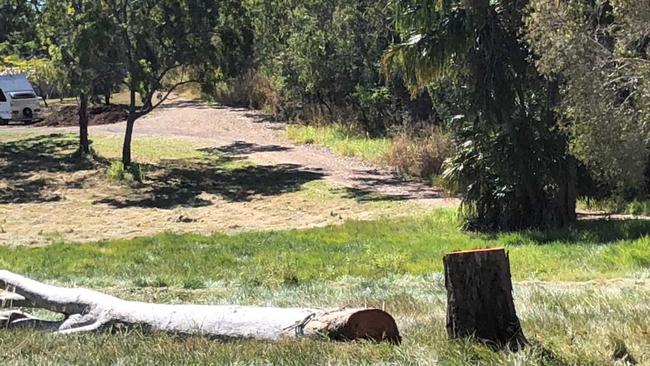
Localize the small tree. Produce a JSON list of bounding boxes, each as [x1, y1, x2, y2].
[[108, 0, 250, 165], [40, 0, 123, 154]]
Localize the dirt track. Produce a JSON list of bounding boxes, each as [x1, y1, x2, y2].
[[0, 100, 460, 245], [82, 100, 458, 208]]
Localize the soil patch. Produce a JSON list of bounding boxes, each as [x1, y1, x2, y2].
[[37, 104, 127, 127]]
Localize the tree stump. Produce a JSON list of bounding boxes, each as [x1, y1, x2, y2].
[[443, 248, 526, 350]]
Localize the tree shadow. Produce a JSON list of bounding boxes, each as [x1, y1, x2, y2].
[[340, 187, 411, 202], [0, 134, 96, 203], [498, 218, 650, 245], [202, 141, 291, 155], [96, 161, 326, 209], [348, 172, 448, 201]]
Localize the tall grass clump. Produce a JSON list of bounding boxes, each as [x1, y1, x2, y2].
[[211, 70, 282, 115], [386, 129, 453, 179], [106, 161, 144, 183]]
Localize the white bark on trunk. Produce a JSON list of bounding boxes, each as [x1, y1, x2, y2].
[[0, 270, 400, 344]]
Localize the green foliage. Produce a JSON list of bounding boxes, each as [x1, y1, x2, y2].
[[39, 0, 122, 96], [0, 0, 43, 57], [526, 0, 650, 195], [579, 197, 650, 216], [286, 124, 392, 164], [386, 0, 576, 230], [107, 161, 144, 183], [227, 0, 438, 135]]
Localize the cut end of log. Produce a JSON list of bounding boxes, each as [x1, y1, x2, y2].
[[447, 247, 505, 256], [328, 309, 401, 345]]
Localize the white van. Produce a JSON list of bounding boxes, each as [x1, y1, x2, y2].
[[0, 75, 42, 124]]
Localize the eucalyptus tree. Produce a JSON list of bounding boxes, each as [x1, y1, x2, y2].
[[526, 0, 650, 196], [385, 0, 576, 230], [106, 0, 252, 165]]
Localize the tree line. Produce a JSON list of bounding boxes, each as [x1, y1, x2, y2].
[[1, 0, 648, 231]]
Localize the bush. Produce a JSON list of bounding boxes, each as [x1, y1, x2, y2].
[[107, 161, 144, 183], [212, 70, 282, 115], [386, 130, 453, 178]]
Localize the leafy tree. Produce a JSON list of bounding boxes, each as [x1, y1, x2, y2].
[[526, 0, 650, 196], [106, 0, 252, 165], [40, 0, 123, 154], [0, 0, 43, 58], [242, 0, 435, 135], [385, 0, 576, 230], [0, 55, 60, 106]]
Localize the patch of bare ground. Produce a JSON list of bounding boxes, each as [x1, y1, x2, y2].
[[0, 133, 428, 246]]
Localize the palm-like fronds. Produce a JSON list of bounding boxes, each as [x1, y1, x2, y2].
[[386, 0, 576, 230]]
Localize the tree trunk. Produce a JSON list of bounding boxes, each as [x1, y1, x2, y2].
[[105, 92, 111, 106], [122, 115, 135, 166], [443, 248, 526, 350], [0, 271, 400, 344], [38, 85, 48, 108], [78, 92, 90, 155]]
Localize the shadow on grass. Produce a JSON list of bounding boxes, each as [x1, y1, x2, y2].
[[341, 187, 411, 202], [202, 141, 291, 155], [497, 218, 650, 245], [96, 161, 326, 209], [0, 134, 98, 203]]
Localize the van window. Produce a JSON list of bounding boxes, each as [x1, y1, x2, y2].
[[0, 89, 6, 102], [10, 92, 36, 99]]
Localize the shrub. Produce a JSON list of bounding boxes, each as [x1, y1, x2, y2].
[[107, 161, 144, 183], [212, 70, 282, 115], [386, 130, 453, 178]]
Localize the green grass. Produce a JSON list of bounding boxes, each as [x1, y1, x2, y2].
[[579, 197, 650, 216], [1, 210, 648, 287], [90, 135, 203, 163], [286, 124, 391, 164], [0, 275, 648, 365]]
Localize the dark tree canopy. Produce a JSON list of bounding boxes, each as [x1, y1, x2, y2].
[[385, 0, 576, 230]]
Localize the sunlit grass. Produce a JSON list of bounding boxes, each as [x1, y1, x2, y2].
[[0, 275, 647, 365], [286, 124, 391, 164], [90, 135, 203, 163], [2, 210, 649, 286]]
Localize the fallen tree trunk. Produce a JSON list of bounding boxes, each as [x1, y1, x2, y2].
[[0, 270, 400, 344]]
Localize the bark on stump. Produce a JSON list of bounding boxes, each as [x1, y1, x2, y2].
[[0, 270, 400, 344], [443, 248, 526, 350]]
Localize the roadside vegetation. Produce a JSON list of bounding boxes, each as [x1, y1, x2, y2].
[[286, 125, 392, 164], [286, 125, 453, 182]]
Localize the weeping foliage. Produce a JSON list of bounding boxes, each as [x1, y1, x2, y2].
[[385, 0, 576, 231], [526, 0, 650, 196]]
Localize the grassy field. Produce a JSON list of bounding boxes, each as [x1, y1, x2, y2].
[[0, 212, 649, 365], [1, 130, 649, 365], [286, 124, 392, 164], [1, 210, 649, 285]]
